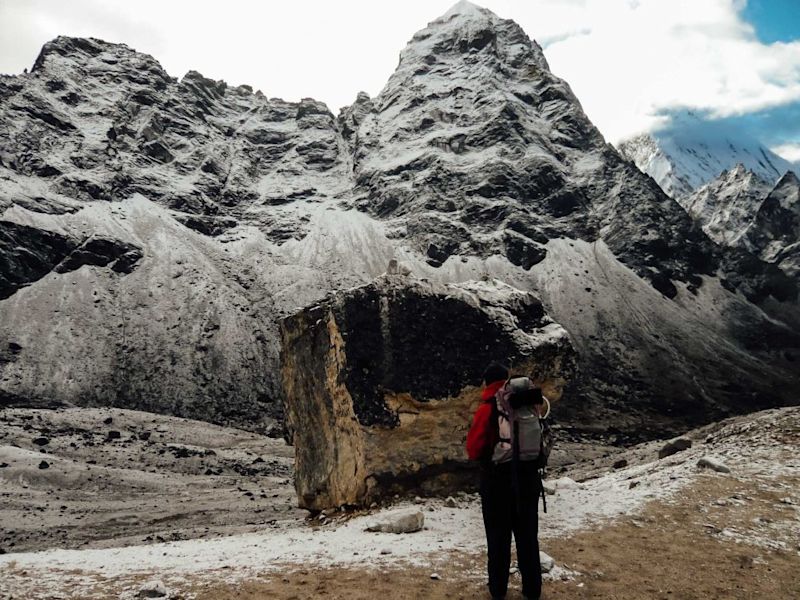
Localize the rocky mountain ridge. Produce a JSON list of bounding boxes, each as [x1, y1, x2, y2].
[[682, 164, 773, 247], [617, 112, 794, 199], [684, 166, 800, 279], [1, 1, 799, 437]]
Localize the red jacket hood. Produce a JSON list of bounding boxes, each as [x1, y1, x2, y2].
[[481, 380, 505, 402]]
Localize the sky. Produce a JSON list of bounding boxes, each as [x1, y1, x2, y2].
[[0, 0, 798, 159]]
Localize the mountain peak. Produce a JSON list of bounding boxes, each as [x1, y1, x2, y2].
[[32, 36, 107, 72], [776, 170, 800, 188], [30, 35, 169, 85], [618, 115, 793, 199], [391, 0, 549, 94], [729, 163, 749, 176], [720, 163, 770, 188], [440, 0, 492, 21]]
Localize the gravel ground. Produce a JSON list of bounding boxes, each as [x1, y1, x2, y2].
[[0, 407, 302, 553]]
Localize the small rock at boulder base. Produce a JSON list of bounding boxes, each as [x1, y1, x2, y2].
[[365, 508, 425, 534], [658, 437, 692, 459], [38, 460, 50, 469], [444, 496, 458, 508], [32, 437, 50, 446], [550, 477, 582, 490], [542, 482, 556, 495], [430, 573, 441, 580], [539, 551, 555, 573], [697, 457, 731, 473], [137, 580, 168, 598], [612, 458, 628, 469]]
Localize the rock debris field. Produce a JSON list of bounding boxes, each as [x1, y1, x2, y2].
[[0, 407, 300, 555], [1, 406, 798, 599]]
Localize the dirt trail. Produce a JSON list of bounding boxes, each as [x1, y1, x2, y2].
[[1, 407, 798, 599], [191, 474, 800, 600]]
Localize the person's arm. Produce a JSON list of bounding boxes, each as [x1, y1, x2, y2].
[[466, 402, 494, 461]]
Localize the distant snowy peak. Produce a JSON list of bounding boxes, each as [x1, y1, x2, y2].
[[750, 170, 800, 259], [684, 164, 772, 246], [618, 116, 794, 199], [683, 165, 800, 278], [616, 133, 686, 196], [767, 171, 800, 211]]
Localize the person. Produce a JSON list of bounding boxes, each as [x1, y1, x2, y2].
[[466, 362, 543, 600]]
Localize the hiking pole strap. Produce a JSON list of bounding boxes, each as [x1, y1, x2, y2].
[[512, 420, 522, 515], [540, 470, 547, 513]]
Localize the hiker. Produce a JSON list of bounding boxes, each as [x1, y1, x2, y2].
[[466, 362, 546, 600]]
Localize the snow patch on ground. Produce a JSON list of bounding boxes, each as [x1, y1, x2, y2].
[[2, 407, 796, 599]]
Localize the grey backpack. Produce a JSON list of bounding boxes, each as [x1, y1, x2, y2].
[[491, 376, 553, 512], [492, 377, 545, 464]]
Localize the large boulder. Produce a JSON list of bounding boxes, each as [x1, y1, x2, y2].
[[280, 275, 577, 510]]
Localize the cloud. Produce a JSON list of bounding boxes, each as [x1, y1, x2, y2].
[[0, 0, 165, 71], [772, 143, 800, 164], [519, 0, 800, 142]]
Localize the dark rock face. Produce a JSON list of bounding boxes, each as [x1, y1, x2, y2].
[[0, 221, 141, 299], [747, 172, 800, 279], [1, 36, 349, 231], [0, 4, 798, 437], [681, 168, 800, 284], [54, 237, 143, 275], [332, 278, 556, 428], [280, 276, 576, 510], [0, 222, 78, 299]]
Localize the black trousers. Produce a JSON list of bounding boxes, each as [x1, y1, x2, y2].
[[480, 461, 542, 599]]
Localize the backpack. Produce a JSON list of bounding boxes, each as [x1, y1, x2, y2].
[[491, 376, 553, 511], [491, 377, 551, 466]]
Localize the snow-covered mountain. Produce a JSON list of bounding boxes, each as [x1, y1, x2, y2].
[[1, 1, 799, 437], [683, 164, 773, 247], [683, 166, 800, 279], [748, 171, 800, 278], [618, 112, 794, 199]]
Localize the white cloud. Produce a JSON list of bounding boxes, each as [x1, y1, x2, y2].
[[0, 0, 798, 144], [771, 143, 800, 164], [526, 0, 800, 141]]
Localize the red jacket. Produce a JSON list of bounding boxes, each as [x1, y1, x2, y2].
[[466, 380, 504, 461]]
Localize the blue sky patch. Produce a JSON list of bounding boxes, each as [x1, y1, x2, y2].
[[741, 0, 800, 44], [655, 102, 800, 164]]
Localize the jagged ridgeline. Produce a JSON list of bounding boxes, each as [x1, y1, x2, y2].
[[682, 167, 800, 279], [1, 1, 798, 437]]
